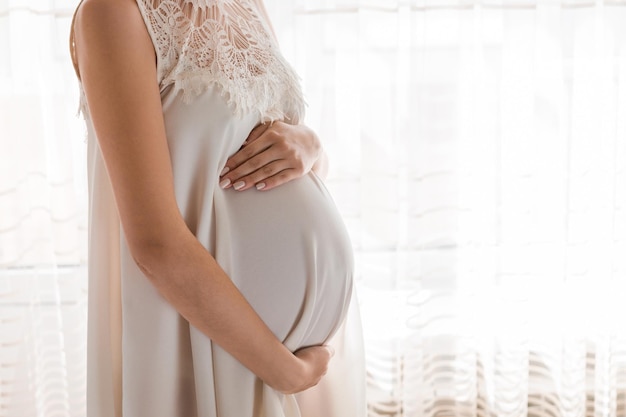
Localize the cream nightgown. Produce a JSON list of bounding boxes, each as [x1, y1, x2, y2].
[[79, 0, 366, 416]]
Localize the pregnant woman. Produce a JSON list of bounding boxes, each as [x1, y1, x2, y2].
[[70, 0, 365, 416]]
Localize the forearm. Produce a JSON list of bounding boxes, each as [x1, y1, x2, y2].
[[133, 228, 302, 392]]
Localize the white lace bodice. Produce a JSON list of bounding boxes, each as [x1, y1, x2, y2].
[[77, 0, 305, 123], [137, 0, 304, 123], [139, 0, 305, 122]]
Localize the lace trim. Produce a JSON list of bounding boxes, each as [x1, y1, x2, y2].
[[136, 0, 305, 123]]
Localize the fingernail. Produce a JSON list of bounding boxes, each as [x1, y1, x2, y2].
[[327, 346, 335, 357], [220, 166, 230, 176], [219, 178, 231, 189], [233, 181, 245, 190], [255, 182, 266, 190]]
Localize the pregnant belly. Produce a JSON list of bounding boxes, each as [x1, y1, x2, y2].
[[214, 172, 353, 350]]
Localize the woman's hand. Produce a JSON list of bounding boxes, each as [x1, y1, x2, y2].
[[219, 121, 326, 192], [271, 345, 335, 394]]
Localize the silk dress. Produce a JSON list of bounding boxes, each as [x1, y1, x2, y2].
[[79, 1, 366, 416]]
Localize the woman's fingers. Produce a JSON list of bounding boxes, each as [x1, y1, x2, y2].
[[222, 162, 299, 192], [219, 142, 291, 190], [221, 139, 303, 191], [245, 122, 270, 144], [221, 136, 273, 178], [219, 120, 319, 191], [252, 168, 300, 191]]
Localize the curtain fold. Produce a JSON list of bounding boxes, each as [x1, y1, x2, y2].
[[0, 1, 87, 416], [1, 0, 625, 416], [270, 1, 626, 416]]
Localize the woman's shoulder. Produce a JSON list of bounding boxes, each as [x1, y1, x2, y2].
[[74, 0, 143, 26], [71, 0, 153, 79], [72, 0, 151, 57]]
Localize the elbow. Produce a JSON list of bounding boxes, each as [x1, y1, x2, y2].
[[127, 226, 199, 290], [128, 238, 173, 283], [132, 251, 157, 281], [123, 217, 194, 286]]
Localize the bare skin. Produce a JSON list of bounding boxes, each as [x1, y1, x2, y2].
[[220, 121, 329, 191], [72, 0, 332, 394]]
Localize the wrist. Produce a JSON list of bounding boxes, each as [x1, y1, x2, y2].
[[265, 350, 306, 394], [312, 149, 329, 179], [283, 356, 308, 394], [298, 124, 324, 176], [309, 127, 322, 162], [262, 344, 306, 394]]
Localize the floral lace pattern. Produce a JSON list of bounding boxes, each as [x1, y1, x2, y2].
[[136, 0, 305, 122]]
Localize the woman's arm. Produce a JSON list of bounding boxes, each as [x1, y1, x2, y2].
[[73, 0, 331, 394]]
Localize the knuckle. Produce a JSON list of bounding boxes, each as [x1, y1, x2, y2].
[[268, 130, 282, 141], [283, 143, 295, 154], [242, 147, 255, 160], [286, 148, 298, 159], [248, 158, 263, 170], [261, 165, 274, 176]]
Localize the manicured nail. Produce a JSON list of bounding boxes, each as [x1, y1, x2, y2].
[[255, 182, 266, 190], [220, 166, 230, 176], [233, 181, 245, 190], [219, 178, 231, 189]]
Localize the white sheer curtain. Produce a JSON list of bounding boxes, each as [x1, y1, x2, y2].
[[0, 1, 87, 416], [1, 1, 625, 417], [268, 1, 626, 416]]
